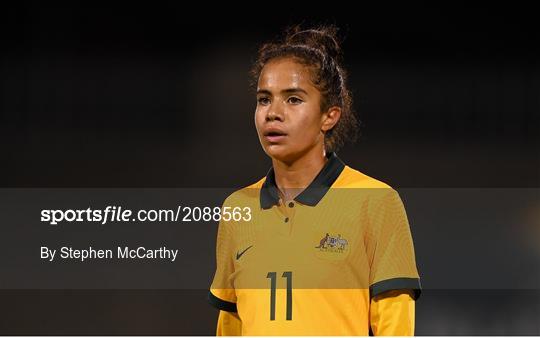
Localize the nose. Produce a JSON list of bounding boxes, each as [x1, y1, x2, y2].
[[266, 101, 284, 122]]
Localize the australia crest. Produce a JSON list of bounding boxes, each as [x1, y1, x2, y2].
[[315, 232, 349, 253]]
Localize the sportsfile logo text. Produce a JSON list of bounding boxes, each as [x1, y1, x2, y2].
[[40, 205, 252, 225]]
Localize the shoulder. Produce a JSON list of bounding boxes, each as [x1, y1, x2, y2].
[[335, 165, 393, 189], [221, 176, 266, 207], [333, 165, 404, 207]]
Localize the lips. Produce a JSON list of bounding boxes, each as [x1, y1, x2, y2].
[[263, 127, 287, 143]]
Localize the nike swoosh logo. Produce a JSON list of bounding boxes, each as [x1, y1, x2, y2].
[[236, 245, 253, 260]]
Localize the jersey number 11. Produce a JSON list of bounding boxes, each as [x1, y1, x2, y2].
[[266, 271, 293, 321]]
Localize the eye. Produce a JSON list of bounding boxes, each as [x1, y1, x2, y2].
[[257, 97, 271, 106], [287, 96, 303, 104]]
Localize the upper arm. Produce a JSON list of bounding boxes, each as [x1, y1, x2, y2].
[[369, 289, 415, 336], [366, 189, 422, 300], [209, 198, 238, 311], [216, 310, 242, 336]]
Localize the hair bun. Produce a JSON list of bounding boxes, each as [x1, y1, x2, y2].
[[286, 25, 342, 61]]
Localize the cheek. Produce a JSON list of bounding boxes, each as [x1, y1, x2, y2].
[[254, 108, 265, 130], [295, 106, 322, 132]]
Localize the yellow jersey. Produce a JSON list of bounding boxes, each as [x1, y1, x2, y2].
[[208, 152, 421, 335]]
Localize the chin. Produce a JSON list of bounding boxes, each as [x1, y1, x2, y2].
[[263, 145, 299, 164]]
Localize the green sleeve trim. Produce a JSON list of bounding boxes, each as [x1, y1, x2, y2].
[[207, 290, 237, 312], [370, 277, 422, 301]]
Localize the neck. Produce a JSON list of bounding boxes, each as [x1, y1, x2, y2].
[[272, 146, 328, 202]]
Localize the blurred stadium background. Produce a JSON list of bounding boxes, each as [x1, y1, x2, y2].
[[0, 3, 538, 335]]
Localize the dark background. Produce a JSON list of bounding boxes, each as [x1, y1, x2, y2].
[[0, 3, 538, 335]]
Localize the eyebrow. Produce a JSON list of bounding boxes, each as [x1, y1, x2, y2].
[[257, 88, 308, 96]]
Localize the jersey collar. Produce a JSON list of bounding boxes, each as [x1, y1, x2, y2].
[[260, 152, 345, 209]]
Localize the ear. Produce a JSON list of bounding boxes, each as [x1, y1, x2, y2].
[[321, 106, 342, 132]]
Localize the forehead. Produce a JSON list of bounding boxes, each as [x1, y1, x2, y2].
[[258, 58, 315, 91]]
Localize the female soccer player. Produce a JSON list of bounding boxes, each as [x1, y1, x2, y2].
[[208, 25, 421, 336]]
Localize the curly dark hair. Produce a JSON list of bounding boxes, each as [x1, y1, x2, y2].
[[251, 25, 358, 152]]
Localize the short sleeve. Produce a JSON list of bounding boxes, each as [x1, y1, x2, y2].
[[366, 189, 422, 300], [208, 198, 238, 312]]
